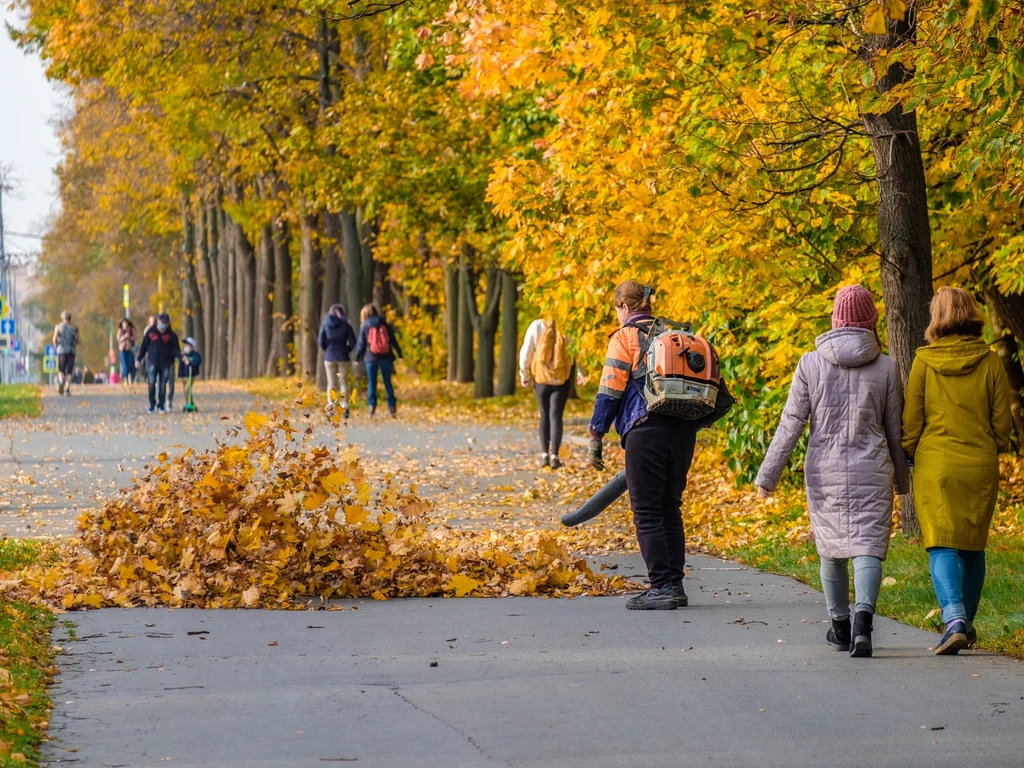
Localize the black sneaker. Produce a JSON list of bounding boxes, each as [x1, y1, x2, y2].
[[934, 620, 968, 656], [539, 453, 550, 468], [549, 456, 562, 470], [671, 580, 688, 607], [369, 406, 377, 418], [826, 617, 851, 652], [389, 407, 397, 419], [625, 585, 682, 611], [850, 611, 873, 658], [966, 626, 978, 647]]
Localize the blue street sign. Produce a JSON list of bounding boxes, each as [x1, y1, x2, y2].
[[0, 318, 14, 336], [11, 339, 21, 352], [45, 344, 56, 356], [43, 355, 57, 374]]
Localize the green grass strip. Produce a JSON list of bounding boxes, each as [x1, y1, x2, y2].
[[0, 385, 42, 420], [1, 539, 56, 767]]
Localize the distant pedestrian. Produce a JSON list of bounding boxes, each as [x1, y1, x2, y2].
[[902, 287, 1013, 656], [519, 318, 586, 469], [319, 304, 357, 419], [757, 285, 909, 658], [52, 310, 79, 397], [82, 366, 95, 385], [354, 304, 402, 417], [117, 319, 137, 384], [179, 337, 203, 412], [137, 312, 180, 414]]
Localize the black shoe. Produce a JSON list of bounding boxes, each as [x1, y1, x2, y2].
[[670, 580, 688, 607], [935, 620, 969, 656], [826, 617, 851, 652], [850, 611, 873, 658], [966, 626, 978, 647], [369, 406, 377, 418], [625, 584, 682, 611], [549, 456, 562, 470], [389, 407, 397, 419]]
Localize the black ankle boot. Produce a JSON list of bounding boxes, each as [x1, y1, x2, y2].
[[826, 617, 851, 651], [850, 611, 873, 658]]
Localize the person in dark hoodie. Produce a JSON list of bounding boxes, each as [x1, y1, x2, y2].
[[354, 303, 403, 417], [589, 280, 733, 611], [319, 304, 357, 418], [137, 312, 180, 414]]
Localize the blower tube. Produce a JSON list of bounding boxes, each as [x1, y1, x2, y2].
[[560, 470, 628, 527]]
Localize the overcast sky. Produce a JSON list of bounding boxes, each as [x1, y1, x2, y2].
[[0, 5, 64, 258]]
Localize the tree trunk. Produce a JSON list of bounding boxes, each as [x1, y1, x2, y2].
[[356, 207, 376, 308], [299, 211, 323, 381], [860, 7, 933, 536], [226, 212, 238, 379], [181, 195, 205, 367], [497, 270, 518, 396], [456, 258, 476, 384], [216, 204, 231, 379], [461, 246, 502, 398], [987, 300, 1024, 453], [206, 200, 226, 379], [269, 216, 294, 376], [318, 212, 342, 391], [445, 262, 459, 382], [983, 284, 1024, 343], [198, 204, 215, 378], [231, 202, 256, 379], [341, 208, 364, 336], [256, 222, 274, 378]]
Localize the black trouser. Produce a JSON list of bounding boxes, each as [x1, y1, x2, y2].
[[534, 380, 571, 455], [624, 415, 697, 588]]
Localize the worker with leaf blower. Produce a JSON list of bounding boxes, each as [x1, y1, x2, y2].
[[588, 280, 734, 610]]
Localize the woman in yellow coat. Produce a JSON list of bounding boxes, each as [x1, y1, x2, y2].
[[902, 287, 1013, 655]]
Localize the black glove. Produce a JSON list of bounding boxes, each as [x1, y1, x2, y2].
[[588, 437, 605, 472]]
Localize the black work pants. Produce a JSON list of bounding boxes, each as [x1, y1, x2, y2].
[[534, 380, 571, 455], [624, 415, 697, 588]]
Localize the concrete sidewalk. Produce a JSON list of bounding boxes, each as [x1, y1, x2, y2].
[[42, 554, 1024, 768]]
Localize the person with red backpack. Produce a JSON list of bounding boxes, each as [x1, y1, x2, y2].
[[354, 303, 403, 417], [519, 318, 586, 469], [589, 281, 734, 610]]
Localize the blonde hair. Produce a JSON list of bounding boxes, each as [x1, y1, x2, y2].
[[360, 303, 380, 323], [925, 287, 985, 344], [613, 280, 654, 313]]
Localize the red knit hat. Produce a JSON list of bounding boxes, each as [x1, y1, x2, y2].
[[832, 285, 878, 330]]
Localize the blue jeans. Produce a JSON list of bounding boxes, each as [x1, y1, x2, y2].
[[120, 350, 135, 382], [928, 547, 986, 626], [366, 359, 396, 411], [147, 365, 173, 410]]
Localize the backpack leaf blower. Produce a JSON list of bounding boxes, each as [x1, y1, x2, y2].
[[561, 470, 628, 527]]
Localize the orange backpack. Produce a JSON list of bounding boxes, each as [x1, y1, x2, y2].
[[628, 317, 723, 420]]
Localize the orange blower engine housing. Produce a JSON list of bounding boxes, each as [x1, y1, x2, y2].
[[638, 320, 722, 420]]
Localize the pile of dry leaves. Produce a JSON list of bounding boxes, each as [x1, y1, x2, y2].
[[5, 412, 627, 609]]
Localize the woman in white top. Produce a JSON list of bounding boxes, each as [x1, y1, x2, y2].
[[519, 319, 586, 469]]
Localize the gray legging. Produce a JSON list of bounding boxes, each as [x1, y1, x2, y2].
[[820, 555, 883, 620], [534, 380, 571, 455]]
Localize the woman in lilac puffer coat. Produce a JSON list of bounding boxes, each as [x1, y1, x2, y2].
[[756, 285, 909, 659]]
